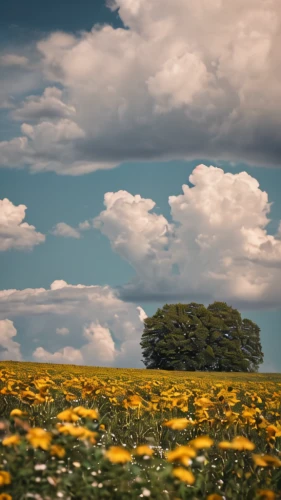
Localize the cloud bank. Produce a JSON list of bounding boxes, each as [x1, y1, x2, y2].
[[0, 280, 146, 367], [0, 0, 281, 174]]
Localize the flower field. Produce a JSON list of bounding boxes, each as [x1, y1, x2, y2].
[[0, 361, 281, 500]]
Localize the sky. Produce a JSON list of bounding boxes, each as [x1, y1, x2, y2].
[[0, 0, 280, 372]]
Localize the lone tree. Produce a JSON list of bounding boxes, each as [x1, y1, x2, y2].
[[140, 301, 264, 372]]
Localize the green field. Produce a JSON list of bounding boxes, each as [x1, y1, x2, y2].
[[0, 361, 281, 499]]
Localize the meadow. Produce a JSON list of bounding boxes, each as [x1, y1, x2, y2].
[[0, 361, 281, 500]]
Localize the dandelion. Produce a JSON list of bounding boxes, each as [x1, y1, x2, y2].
[[26, 428, 52, 450], [50, 445, 66, 458], [134, 445, 154, 457], [257, 490, 276, 500], [189, 436, 214, 449], [167, 445, 197, 466], [163, 418, 191, 430], [56, 409, 80, 423], [73, 406, 99, 420], [266, 425, 281, 438], [10, 409, 26, 418], [218, 436, 255, 451], [252, 454, 281, 467], [105, 446, 132, 464], [0, 471, 11, 486], [172, 467, 195, 484], [2, 434, 21, 447]]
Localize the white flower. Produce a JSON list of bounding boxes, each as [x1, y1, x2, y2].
[[34, 464, 47, 471], [142, 488, 151, 497]]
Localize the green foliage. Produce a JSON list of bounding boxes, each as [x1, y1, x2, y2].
[[140, 301, 264, 372]]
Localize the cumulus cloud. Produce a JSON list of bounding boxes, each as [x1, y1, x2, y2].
[[94, 164, 281, 309], [0, 0, 281, 174], [82, 323, 116, 363], [0, 280, 147, 367], [51, 219, 91, 238], [0, 319, 22, 361], [12, 87, 76, 122], [33, 346, 83, 364], [51, 222, 81, 239], [0, 197, 45, 251]]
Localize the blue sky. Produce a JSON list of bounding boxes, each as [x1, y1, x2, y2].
[[0, 0, 280, 371]]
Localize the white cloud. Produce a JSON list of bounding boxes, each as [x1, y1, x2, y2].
[[78, 220, 91, 231], [0, 54, 29, 67], [0, 197, 45, 251], [94, 190, 174, 281], [94, 164, 281, 309], [56, 327, 69, 335], [0, 118, 114, 175], [137, 306, 147, 322], [0, 280, 146, 367], [33, 346, 83, 364], [51, 222, 81, 239], [0, 319, 22, 361], [82, 323, 116, 363], [12, 87, 76, 121], [51, 219, 91, 238], [0, 0, 281, 173]]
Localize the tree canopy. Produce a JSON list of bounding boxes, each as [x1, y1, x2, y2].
[[140, 301, 264, 372]]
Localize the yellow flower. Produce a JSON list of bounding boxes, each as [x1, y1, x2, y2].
[[57, 424, 98, 442], [218, 441, 233, 450], [195, 397, 214, 407], [257, 490, 276, 500], [2, 435, 21, 447], [73, 406, 99, 420], [172, 467, 195, 485], [167, 445, 197, 464], [50, 445, 66, 458], [99, 424, 105, 431], [218, 436, 255, 451], [231, 436, 255, 451], [0, 494, 13, 500], [0, 471, 11, 486], [26, 428, 52, 450], [134, 445, 154, 456], [266, 425, 281, 438], [252, 454, 281, 467], [123, 395, 142, 410], [10, 409, 25, 418], [56, 409, 80, 422], [65, 393, 77, 402], [163, 418, 190, 430], [207, 495, 223, 500], [189, 436, 214, 449], [105, 446, 132, 464]]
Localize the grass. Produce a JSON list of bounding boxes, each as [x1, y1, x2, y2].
[[0, 360, 281, 499]]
